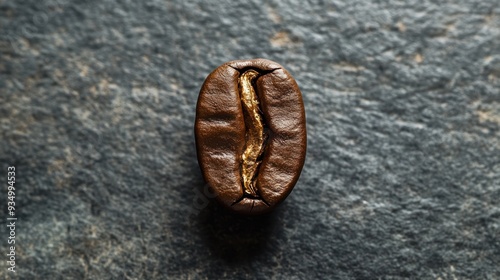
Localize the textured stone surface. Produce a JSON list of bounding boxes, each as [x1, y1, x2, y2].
[[1, 0, 499, 279]]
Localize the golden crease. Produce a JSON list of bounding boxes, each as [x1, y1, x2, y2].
[[239, 70, 266, 197]]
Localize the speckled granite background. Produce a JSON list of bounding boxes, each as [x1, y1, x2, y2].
[[1, 0, 499, 279]]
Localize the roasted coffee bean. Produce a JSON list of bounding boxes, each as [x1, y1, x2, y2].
[[195, 58, 307, 215]]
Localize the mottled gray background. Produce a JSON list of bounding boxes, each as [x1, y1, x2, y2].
[[1, 0, 500, 279]]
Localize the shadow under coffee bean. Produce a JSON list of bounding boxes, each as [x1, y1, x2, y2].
[[195, 197, 290, 263], [195, 58, 307, 215]]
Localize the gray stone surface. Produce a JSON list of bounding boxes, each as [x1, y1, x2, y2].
[[1, 0, 500, 279]]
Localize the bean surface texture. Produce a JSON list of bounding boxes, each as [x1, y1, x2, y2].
[[195, 58, 307, 215]]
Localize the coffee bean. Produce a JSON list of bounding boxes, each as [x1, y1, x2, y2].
[[195, 59, 307, 215]]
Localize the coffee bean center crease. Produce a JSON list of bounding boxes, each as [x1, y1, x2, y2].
[[239, 69, 267, 199]]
